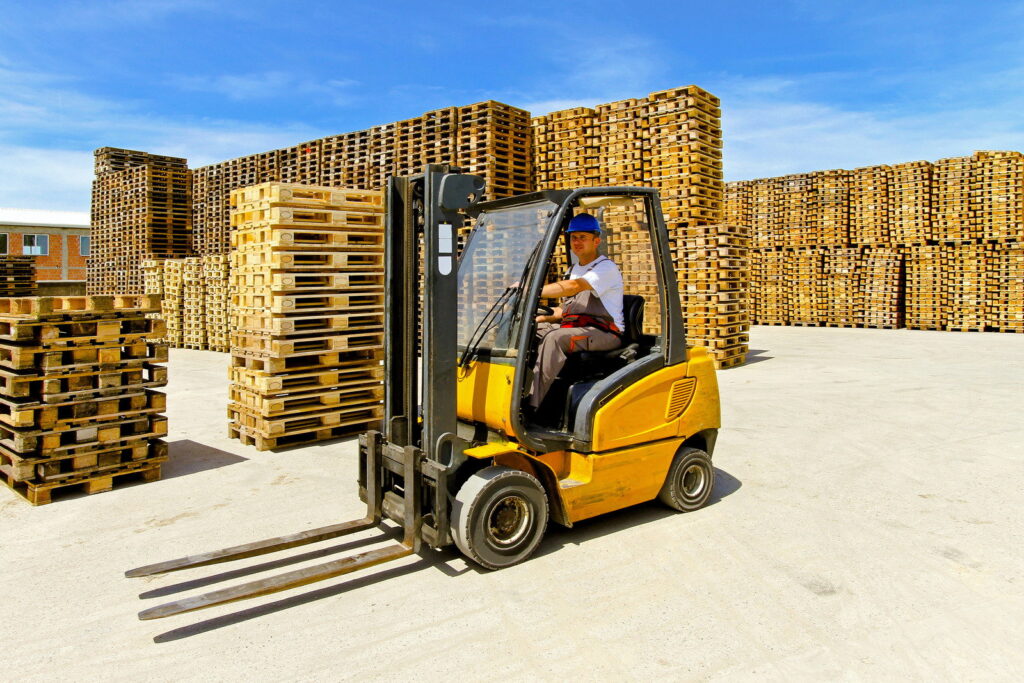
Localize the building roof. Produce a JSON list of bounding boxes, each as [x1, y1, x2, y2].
[[0, 208, 90, 228]]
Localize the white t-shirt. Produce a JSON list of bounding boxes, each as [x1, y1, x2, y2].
[[569, 256, 625, 332]]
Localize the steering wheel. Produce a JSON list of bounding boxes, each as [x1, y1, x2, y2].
[[536, 305, 554, 316]]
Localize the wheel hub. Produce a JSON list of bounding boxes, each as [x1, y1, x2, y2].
[[681, 464, 707, 498], [487, 495, 531, 548]]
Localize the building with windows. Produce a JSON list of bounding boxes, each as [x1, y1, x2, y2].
[[0, 208, 90, 283]]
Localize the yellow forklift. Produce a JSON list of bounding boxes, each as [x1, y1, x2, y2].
[[127, 165, 721, 619]]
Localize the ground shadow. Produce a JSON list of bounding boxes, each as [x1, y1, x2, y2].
[[535, 465, 741, 558], [741, 348, 774, 366], [150, 543, 468, 643], [162, 440, 248, 479], [147, 466, 740, 641]]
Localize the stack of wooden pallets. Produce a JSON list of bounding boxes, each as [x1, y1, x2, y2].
[[905, 245, 948, 329], [787, 248, 823, 325], [973, 151, 1024, 241], [850, 165, 891, 246], [602, 203, 661, 335], [724, 180, 752, 231], [533, 107, 597, 189], [945, 242, 988, 331], [751, 248, 789, 325], [89, 149, 191, 294], [0, 295, 168, 505], [181, 257, 206, 349], [858, 248, 903, 328], [891, 161, 934, 245], [203, 255, 231, 352], [822, 248, 861, 326], [227, 183, 385, 451], [0, 256, 37, 297], [989, 243, 1024, 332], [676, 224, 750, 368], [750, 178, 778, 249], [814, 170, 851, 247], [932, 156, 975, 242], [777, 174, 812, 247], [160, 259, 184, 347], [595, 99, 646, 186], [646, 86, 723, 229]]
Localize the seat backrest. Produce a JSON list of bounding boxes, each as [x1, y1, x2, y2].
[[621, 294, 645, 344]]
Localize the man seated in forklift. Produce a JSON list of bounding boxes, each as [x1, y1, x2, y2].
[[527, 212, 624, 415]]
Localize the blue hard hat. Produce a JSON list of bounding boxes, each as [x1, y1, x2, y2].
[[566, 213, 600, 234]]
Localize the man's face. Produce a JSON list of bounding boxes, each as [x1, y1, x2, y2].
[[569, 231, 600, 260]]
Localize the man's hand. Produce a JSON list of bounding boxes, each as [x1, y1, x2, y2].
[[535, 306, 563, 325]]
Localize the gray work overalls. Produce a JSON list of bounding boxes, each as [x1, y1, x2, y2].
[[528, 257, 622, 410]]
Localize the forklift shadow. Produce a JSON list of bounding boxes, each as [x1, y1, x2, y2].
[[149, 527, 471, 643], [161, 440, 248, 479], [149, 469, 740, 642], [535, 466, 742, 558]]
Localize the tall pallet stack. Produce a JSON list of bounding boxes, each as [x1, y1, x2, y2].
[[161, 260, 184, 347], [814, 170, 850, 247], [890, 161, 933, 245], [0, 295, 168, 505], [945, 242, 988, 331], [989, 243, 1024, 332], [822, 248, 861, 326], [676, 224, 750, 368], [754, 248, 789, 325], [533, 107, 597, 189], [850, 165, 891, 246], [646, 86, 724, 229], [933, 156, 975, 242], [603, 203, 660, 334], [973, 151, 1024, 241], [177, 101, 534, 260], [750, 178, 778, 249], [0, 256, 37, 296], [227, 183, 385, 451], [203, 255, 231, 352], [89, 149, 191, 295], [181, 257, 206, 349], [595, 99, 647, 186], [905, 245, 948, 329], [777, 174, 812, 247], [858, 248, 903, 328], [787, 249, 823, 325]]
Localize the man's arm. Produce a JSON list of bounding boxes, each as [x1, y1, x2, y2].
[[540, 278, 591, 299]]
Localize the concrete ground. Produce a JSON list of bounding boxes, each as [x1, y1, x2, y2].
[[1, 327, 1022, 681]]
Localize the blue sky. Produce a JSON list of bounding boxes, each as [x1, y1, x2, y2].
[[2, 0, 1023, 213]]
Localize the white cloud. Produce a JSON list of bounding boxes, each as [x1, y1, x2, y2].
[[717, 75, 1024, 181], [171, 71, 360, 106], [0, 146, 95, 213]]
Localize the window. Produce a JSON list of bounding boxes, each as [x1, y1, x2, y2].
[[0, 233, 7, 255], [23, 234, 49, 256], [79, 235, 91, 256]]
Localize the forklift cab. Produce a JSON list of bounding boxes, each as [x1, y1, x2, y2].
[[456, 187, 686, 453]]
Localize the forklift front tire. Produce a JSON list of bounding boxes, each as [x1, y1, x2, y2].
[[658, 447, 714, 512], [451, 466, 549, 570]]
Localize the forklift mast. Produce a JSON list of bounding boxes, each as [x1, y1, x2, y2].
[[368, 165, 484, 547]]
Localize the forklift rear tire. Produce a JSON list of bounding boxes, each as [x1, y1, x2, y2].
[[658, 447, 714, 512], [451, 466, 549, 570]]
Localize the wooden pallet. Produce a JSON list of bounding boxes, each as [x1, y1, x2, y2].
[[0, 390, 165, 430], [2, 458, 165, 505], [228, 419, 380, 452]]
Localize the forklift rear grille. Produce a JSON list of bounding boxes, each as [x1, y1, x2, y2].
[[666, 378, 697, 421]]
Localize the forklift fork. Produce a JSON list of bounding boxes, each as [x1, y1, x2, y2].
[[127, 432, 421, 620]]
